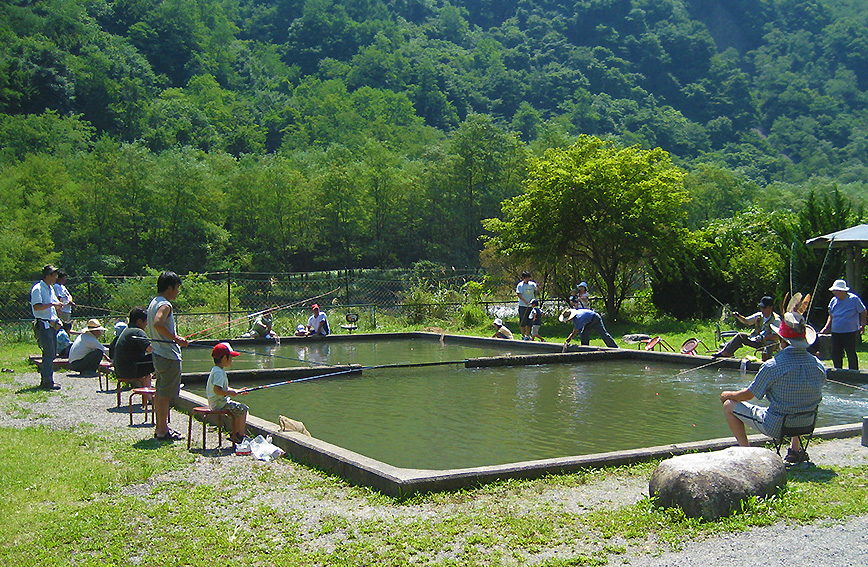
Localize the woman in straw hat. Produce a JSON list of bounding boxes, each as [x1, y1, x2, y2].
[[820, 279, 867, 370], [68, 319, 110, 374]]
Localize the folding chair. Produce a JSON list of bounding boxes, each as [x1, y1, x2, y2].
[[644, 336, 674, 352], [680, 337, 704, 355], [773, 407, 818, 463]]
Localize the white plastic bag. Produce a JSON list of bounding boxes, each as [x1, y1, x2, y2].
[[249, 435, 285, 461]]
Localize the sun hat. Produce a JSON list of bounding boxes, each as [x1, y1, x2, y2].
[[559, 308, 579, 323], [829, 279, 850, 292], [770, 312, 817, 349], [493, 318, 503, 327], [85, 319, 107, 332], [212, 342, 241, 358], [757, 296, 774, 308]]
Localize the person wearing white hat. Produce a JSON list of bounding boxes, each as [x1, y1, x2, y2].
[[68, 318, 110, 374], [559, 308, 618, 348], [720, 311, 826, 464], [820, 279, 866, 370], [491, 317, 514, 339]]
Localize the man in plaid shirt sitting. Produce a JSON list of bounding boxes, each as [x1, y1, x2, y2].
[[720, 310, 826, 464]]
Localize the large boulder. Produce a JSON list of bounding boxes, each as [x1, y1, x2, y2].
[[649, 447, 787, 520]]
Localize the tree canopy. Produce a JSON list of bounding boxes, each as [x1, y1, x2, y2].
[[484, 135, 688, 318]]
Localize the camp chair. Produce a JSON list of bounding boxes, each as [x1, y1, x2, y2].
[[773, 407, 818, 463], [714, 322, 738, 345], [679, 337, 705, 355], [341, 313, 359, 333], [644, 336, 674, 352]]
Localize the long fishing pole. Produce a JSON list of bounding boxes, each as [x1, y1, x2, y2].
[[806, 235, 835, 317], [693, 281, 727, 308], [237, 359, 468, 394]]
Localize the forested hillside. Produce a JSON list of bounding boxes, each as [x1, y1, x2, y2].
[[2, 0, 867, 292]]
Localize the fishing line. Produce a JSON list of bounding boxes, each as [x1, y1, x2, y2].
[[673, 358, 725, 376], [825, 377, 868, 392], [72, 303, 129, 317]]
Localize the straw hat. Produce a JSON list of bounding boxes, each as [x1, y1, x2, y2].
[[770, 312, 817, 349], [829, 279, 850, 292], [85, 319, 107, 333], [559, 308, 579, 323]]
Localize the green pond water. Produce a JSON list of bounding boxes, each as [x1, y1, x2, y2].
[[183, 339, 868, 470]]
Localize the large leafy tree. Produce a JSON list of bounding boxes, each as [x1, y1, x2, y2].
[[484, 135, 687, 318]]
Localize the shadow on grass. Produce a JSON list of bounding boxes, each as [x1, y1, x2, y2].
[[786, 461, 838, 484]]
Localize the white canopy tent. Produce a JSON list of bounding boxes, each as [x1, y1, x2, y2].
[[805, 224, 868, 298]]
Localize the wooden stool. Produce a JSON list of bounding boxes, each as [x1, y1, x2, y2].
[[129, 387, 156, 425], [97, 363, 114, 391], [115, 377, 140, 407], [187, 407, 232, 450]]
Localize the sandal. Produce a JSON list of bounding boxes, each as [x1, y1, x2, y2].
[[154, 428, 184, 441]]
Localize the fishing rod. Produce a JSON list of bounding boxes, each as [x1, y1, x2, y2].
[[237, 359, 468, 394], [693, 281, 727, 308], [825, 377, 868, 392], [806, 235, 835, 317]]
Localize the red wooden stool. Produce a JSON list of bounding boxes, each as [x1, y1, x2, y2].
[[129, 387, 156, 425], [187, 407, 232, 450]]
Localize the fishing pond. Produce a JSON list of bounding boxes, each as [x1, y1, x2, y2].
[[182, 336, 868, 470]]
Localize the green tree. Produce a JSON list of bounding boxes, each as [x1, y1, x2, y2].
[[484, 135, 687, 318]]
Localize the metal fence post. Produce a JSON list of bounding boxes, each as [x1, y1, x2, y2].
[[227, 271, 232, 335]]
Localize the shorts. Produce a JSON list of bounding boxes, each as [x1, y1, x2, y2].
[[531, 324, 541, 336], [518, 306, 531, 326], [216, 399, 249, 416], [731, 401, 774, 438], [153, 355, 182, 398]]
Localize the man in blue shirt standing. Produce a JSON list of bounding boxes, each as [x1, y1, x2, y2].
[[31, 264, 63, 390], [720, 311, 826, 464]]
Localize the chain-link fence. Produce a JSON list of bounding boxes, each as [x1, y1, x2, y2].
[[3, 269, 516, 337]]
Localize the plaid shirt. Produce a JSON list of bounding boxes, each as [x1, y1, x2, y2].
[[748, 346, 826, 438]]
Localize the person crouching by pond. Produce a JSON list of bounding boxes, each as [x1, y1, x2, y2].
[[720, 311, 825, 464], [820, 279, 867, 370], [306, 304, 330, 336], [68, 319, 110, 374], [207, 342, 249, 445], [492, 318, 514, 339], [560, 308, 618, 348]]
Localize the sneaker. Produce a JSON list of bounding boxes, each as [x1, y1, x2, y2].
[[784, 448, 808, 464]]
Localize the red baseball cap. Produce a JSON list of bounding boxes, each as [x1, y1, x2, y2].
[[311, 304, 319, 310], [212, 342, 240, 358]]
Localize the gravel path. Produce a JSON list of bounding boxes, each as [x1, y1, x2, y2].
[[6, 369, 868, 565]]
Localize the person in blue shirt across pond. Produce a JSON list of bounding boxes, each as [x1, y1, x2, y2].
[[820, 279, 867, 370], [559, 308, 618, 348]]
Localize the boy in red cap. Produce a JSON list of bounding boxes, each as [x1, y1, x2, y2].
[[207, 342, 248, 445]]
